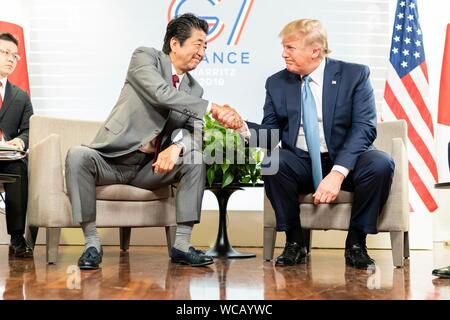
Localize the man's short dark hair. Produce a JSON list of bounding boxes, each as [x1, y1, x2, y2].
[[0, 32, 19, 46], [163, 13, 209, 54]]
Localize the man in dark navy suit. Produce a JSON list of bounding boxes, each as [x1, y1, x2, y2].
[[220, 19, 395, 269], [0, 32, 33, 258]]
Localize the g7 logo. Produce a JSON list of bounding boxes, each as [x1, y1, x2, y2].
[[168, 0, 254, 45]]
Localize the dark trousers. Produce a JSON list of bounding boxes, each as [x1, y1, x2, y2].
[[0, 160, 28, 235], [262, 148, 395, 235]]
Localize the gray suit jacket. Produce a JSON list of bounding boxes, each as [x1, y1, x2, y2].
[[89, 47, 208, 157]]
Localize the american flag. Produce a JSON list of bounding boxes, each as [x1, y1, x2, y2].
[[383, 0, 438, 213]]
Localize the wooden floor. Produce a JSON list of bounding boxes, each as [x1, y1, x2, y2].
[[0, 244, 449, 300]]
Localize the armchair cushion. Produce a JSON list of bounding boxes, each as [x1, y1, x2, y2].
[[95, 184, 171, 201], [299, 191, 353, 204]]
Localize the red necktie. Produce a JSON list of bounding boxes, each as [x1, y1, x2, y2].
[[154, 75, 179, 158]]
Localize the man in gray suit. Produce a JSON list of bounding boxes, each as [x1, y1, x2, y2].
[[65, 13, 242, 269]]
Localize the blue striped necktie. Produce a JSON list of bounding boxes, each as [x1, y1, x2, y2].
[[302, 75, 323, 190]]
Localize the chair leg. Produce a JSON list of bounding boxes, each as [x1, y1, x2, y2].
[[264, 227, 277, 261], [165, 226, 176, 257], [303, 229, 312, 253], [403, 231, 410, 259], [46, 227, 61, 265], [390, 231, 404, 268], [25, 226, 39, 249], [120, 227, 131, 252]]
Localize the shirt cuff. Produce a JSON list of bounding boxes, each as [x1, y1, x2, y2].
[[174, 141, 186, 154], [172, 130, 183, 142], [332, 165, 349, 178], [238, 121, 251, 140], [171, 130, 185, 154], [206, 102, 212, 114]]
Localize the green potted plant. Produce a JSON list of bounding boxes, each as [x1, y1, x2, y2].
[[203, 114, 263, 188]]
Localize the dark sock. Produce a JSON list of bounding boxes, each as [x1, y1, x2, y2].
[[10, 231, 23, 244], [285, 225, 303, 246], [359, 232, 367, 247], [346, 227, 366, 248]]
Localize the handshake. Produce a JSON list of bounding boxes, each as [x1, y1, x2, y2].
[[210, 104, 244, 130]]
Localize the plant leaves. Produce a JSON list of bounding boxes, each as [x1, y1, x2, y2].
[[207, 166, 216, 187], [203, 115, 264, 189], [222, 170, 234, 188], [221, 162, 230, 174]]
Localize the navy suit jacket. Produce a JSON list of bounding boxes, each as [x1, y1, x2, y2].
[[247, 58, 377, 171], [0, 81, 33, 150]]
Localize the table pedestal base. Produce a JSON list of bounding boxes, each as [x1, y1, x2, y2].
[[206, 185, 256, 259]]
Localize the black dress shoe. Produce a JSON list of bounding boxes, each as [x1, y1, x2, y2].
[[78, 247, 103, 270], [170, 247, 214, 267], [275, 242, 308, 266], [432, 265, 450, 278], [345, 244, 375, 269], [9, 235, 33, 258]]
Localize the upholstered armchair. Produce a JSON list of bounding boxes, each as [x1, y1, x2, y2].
[[263, 120, 409, 267], [25, 115, 176, 264]]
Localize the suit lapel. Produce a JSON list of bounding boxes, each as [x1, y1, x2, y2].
[[161, 52, 192, 95], [322, 58, 341, 147], [160, 61, 193, 148], [161, 53, 173, 87], [179, 74, 192, 94], [285, 72, 301, 147], [0, 81, 18, 120], [163, 73, 191, 138]]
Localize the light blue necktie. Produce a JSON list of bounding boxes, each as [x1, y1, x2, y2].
[[302, 75, 323, 190]]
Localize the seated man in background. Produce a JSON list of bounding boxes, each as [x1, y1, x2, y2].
[[65, 13, 242, 270], [432, 141, 450, 279], [0, 32, 34, 258]]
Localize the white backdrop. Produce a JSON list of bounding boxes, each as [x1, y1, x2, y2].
[[0, 0, 449, 248]]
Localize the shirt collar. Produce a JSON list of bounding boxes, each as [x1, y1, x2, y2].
[[0, 77, 7, 99], [307, 58, 325, 85], [171, 65, 185, 85]]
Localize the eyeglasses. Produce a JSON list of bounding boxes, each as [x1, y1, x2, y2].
[[0, 47, 21, 62]]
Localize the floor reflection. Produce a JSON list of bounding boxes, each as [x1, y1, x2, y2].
[[0, 245, 449, 300], [3, 257, 36, 300], [263, 254, 412, 299]]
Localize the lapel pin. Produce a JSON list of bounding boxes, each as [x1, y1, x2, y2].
[[332, 80, 337, 85]]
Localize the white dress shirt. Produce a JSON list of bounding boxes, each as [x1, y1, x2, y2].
[[0, 77, 25, 149], [241, 59, 350, 177], [296, 59, 327, 153], [297, 59, 349, 177], [0, 78, 6, 143], [0, 77, 6, 101]]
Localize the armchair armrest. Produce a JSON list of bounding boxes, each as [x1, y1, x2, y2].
[[378, 137, 409, 231], [29, 133, 64, 194]]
